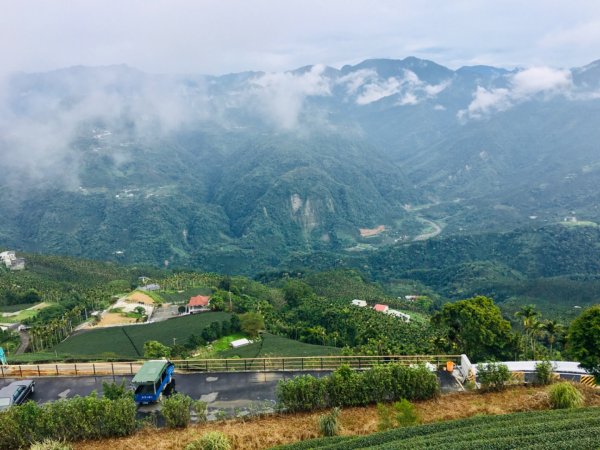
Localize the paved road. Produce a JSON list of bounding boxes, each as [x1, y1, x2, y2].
[[413, 217, 442, 241], [0, 369, 461, 416], [0, 371, 333, 416]]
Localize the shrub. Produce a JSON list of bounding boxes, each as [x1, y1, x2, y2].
[[394, 399, 419, 427], [192, 400, 208, 423], [276, 364, 438, 412], [102, 380, 132, 400], [548, 383, 584, 409], [534, 360, 556, 386], [29, 439, 72, 450], [318, 408, 340, 437], [478, 362, 511, 392], [377, 403, 394, 431], [161, 393, 193, 428], [0, 395, 136, 448], [185, 432, 232, 450]]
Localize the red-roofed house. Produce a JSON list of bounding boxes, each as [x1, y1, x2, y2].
[[187, 295, 212, 313], [373, 304, 389, 313]]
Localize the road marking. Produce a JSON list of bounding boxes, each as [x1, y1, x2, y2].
[[200, 392, 218, 403], [58, 389, 71, 399], [206, 376, 218, 382]]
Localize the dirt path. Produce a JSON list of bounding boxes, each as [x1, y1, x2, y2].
[[414, 217, 442, 241], [15, 331, 30, 355]]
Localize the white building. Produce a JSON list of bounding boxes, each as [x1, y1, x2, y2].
[[0, 251, 25, 270], [386, 309, 411, 322], [351, 299, 367, 307], [230, 338, 251, 349]]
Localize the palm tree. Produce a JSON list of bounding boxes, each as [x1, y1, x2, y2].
[[515, 305, 539, 358], [542, 320, 563, 355]]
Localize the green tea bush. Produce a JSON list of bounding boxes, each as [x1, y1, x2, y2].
[[184, 431, 232, 450], [161, 393, 193, 428], [394, 399, 419, 427], [534, 360, 556, 386], [318, 408, 340, 437], [29, 439, 72, 450], [0, 394, 136, 449], [477, 362, 511, 392], [548, 382, 584, 409], [377, 403, 394, 431], [277, 364, 438, 412]]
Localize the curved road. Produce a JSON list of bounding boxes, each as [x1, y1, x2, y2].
[[413, 217, 442, 241]]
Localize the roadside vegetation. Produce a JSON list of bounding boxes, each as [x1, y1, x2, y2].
[[70, 384, 600, 450]]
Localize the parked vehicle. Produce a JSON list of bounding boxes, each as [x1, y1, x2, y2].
[[132, 359, 175, 404], [0, 380, 35, 410]]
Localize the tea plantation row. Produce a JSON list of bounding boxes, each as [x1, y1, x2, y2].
[[52, 312, 231, 358], [275, 406, 600, 449]]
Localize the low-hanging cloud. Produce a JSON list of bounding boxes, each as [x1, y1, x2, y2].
[[460, 66, 573, 119], [247, 65, 332, 129], [338, 69, 449, 106], [0, 68, 211, 190]]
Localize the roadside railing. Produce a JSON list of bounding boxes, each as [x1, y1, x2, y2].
[[173, 355, 462, 373], [1, 355, 462, 378]]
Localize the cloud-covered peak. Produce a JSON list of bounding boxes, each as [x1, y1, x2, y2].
[[459, 66, 573, 119]]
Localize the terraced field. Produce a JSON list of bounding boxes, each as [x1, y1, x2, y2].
[[53, 312, 231, 358], [275, 407, 600, 450]]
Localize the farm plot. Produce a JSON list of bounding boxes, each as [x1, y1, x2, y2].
[[276, 406, 600, 450], [53, 312, 231, 358]]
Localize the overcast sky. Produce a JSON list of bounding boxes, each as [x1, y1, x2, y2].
[[2, 0, 600, 75]]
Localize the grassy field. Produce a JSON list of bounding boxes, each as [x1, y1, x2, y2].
[[276, 407, 600, 449], [53, 312, 231, 358], [0, 308, 40, 323], [219, 333, 342, 358]]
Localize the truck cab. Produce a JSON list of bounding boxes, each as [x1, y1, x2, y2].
[[132, 359, 175, 404]]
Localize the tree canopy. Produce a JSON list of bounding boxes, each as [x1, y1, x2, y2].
[[433, 296, 516, 362], [567, 305, 600, 380]]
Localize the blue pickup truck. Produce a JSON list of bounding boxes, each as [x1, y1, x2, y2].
[[132, 360, 175, 404]]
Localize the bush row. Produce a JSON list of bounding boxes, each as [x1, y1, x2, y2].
[[0, 395, 136, 449], [275, 406, 600, 450], [276, 364, 439, 412]]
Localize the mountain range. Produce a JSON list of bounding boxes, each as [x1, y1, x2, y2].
[[1, 56, 599, 274]]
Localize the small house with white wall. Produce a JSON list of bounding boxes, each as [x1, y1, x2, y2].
[[187, 295, 211, 313], [351, 299, 367, 307], [0, 251, 25, 271]]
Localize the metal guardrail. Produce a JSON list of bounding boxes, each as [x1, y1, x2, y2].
[[173, 355, 462, 373], [1, 355, 462, 378]]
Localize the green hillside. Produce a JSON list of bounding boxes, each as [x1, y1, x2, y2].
[[274, 407, 600, 449], [53, 312, 231, 358], [219, 333, 342, 358]]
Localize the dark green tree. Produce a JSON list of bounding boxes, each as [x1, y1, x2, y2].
[[433, 296, 516, 361], [567, 305, 600, 380], [239, 312, 264, 338], [282, 280, 313, 308]]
